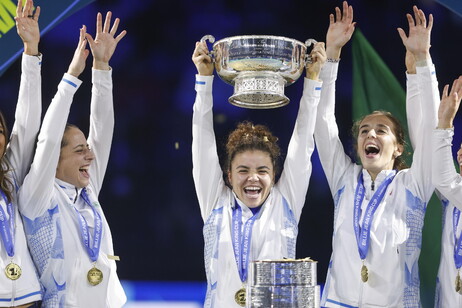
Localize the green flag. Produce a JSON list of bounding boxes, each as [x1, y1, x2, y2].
[[352, 28, 441, 308]]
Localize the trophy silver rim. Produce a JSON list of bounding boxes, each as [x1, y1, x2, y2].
[[229, 94, 289, 109], [213, 35, 306, 49]]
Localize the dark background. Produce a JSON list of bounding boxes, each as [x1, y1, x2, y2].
[[1, 0, 462, 291]]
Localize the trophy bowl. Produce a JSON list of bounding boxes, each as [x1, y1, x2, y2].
[[201, 35, 316, 109]]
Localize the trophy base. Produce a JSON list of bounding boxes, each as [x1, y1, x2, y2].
[[229, 72, 289, 109]]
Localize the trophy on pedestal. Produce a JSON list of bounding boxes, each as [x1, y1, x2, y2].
[[247, 258, 320, 308], [200, 35, 317, 109]]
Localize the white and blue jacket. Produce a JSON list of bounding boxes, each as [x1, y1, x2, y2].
[[316, 62, 438, 308], [192, 74, 322, 307]]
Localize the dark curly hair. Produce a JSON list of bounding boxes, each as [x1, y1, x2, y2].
[[351, 110, 408, 171], [0, 111, 13, 203], [224, 121, 281, 185]]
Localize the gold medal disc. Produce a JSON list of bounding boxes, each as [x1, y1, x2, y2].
[[87, 267, 103, 286], [361, 264, 368, 283], [234, 287, 246, 307], [5, 263, 21, 280], [456, 273, 461, 293]]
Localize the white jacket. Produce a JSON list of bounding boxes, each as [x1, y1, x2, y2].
[[316, 62, 438, 307], [192, 75, 322, 307], [432, 128, 462, 307], [0, 54, 42, 306], [18, 70, 126, 307]]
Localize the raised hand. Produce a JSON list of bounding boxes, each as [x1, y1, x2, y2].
[[192, 41, 214, 76], [326, 1, 355, 60], [397, 6, 433, 62], [438, 76, 462, 129], [85, 12, 127, 71], [306, 42, 327, 80], [15, 0, 41, 55], [67, 26, 90, 78]]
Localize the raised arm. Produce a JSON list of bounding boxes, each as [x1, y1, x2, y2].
[[398, 6, 438, 201], [400, 6, 439, 150], [7, 0, 42, 185], [278, 42, 324, 221], [85, 12, 126, 194], [432, 77, 462, 208], [314, 1, 356, 194], [191, 41, 224, 221], [18, 27, 88, 219]]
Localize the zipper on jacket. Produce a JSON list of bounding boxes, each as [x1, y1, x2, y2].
[[74, 187, 78, 203], [371, 180, 375, 191], [358, 269, 364, 307], [11, 279, 16, 306]]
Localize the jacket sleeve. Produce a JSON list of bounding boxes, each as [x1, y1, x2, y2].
[[277, 78, 322, 221], [406, 63, 439, 151], [88, 68, 114, 196], [192, 75, 225, 221], [18, 74, 82, 219], [406, 64, 439, 202], [432, 128, 462, 209], [5, 54, 42, 186], [314, 62, 354, 196]]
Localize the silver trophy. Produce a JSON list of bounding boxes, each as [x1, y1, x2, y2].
[[247, 258, 320, 308], [200, 35, 317, 109]]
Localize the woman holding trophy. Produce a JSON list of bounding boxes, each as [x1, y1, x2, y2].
[[316, 2, 439, 307], [192, 38, 325, 306]]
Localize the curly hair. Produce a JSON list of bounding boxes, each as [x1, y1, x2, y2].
[[0, 111, 13, 203], [351, 110, 408, 171], [225, 121, 281, 185]]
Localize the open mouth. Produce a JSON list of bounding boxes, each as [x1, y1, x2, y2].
[[79, 166, 90, 178], [365, 144, 380, 158], [244, 186, 262, 197]]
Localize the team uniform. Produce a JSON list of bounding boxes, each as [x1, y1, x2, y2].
[[18, 69, 126, 307], [0, 54, 43, 306], [432, 128, 462, 307], [316, 62, 438, 307], [192, 75, 322, 307]]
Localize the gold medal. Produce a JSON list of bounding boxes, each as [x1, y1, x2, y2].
[[87, 266, 103, 286], [5, 262, 21, 280], [456, 272, 461, 293], [361, 264, 368, 283], [234, 287, 246, 307]]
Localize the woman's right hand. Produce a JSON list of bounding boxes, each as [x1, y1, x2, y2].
[[192, 41, 214, 76], [438, 76, 462, 129], [326, 1, 355, 60], [67, 26, 90, 78]]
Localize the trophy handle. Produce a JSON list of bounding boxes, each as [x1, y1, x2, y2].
[[200, 35, 216, 62], [200, 35, 215, 44], [304, 38, 318, 64]]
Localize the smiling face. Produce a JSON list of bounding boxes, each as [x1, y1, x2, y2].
[[56, 127, 95, 188], [357, 114, 403, 180], [228, 150, 274, 208]]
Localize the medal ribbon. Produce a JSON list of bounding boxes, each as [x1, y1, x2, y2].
[[0, 190, 14, 257], [232, 200, 261, 283], [452, 207, 462, 269], [353, 172, 396, 260], [74, 188, 103, 262]]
